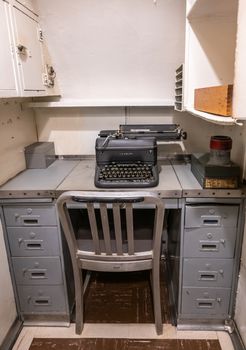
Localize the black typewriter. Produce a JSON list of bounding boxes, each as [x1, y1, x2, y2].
[[94, 137, 159, 188], [94, 124, 186, 188]]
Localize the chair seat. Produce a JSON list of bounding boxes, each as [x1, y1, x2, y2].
[[78, 257, 153, 272], [77, 238, 153, 258]]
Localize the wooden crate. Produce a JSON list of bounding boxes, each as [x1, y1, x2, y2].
[[194, 85, 233, 116]]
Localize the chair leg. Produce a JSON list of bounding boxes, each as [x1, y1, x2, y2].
[[74, 266, 84, 334], [151, 265, 163, 335], [83, 270, 92, 294]]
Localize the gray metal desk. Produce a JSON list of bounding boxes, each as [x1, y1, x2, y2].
[[56, 159, 182, 208], [0, 160, 79, 325], [171, 160, 245, 330], [0, 158, 244, 330], [0, 160, 79, 199]]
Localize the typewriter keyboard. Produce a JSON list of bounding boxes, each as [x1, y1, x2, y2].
[[95, 162, 158, 188]]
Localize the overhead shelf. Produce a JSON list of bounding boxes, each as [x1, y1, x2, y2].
[[182, 0, 245, 125], [186, 107, 243, 126], [23, 98, 175, 108], [187, 0, 238, 20]]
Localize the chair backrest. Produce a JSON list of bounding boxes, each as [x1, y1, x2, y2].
[[57, 191, 165, 265]]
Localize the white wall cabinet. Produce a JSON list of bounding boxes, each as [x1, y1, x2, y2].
[[12, 2, 45, 94], [0, 0, 55, 98], [0, 0, 18, 97], [183, 0, 245, 124]]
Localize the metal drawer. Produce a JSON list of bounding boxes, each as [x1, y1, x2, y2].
[[185, 205, 239, 228], [17, 285, 67, 313], [181, 287, 231, 316], [184, 227, 236, 258], [12, 257, 63, 285], [3, 205, 57, 227], [183, 258, 233, 288], [7, 226, 60, 257]]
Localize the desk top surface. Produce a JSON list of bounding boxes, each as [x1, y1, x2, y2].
[[0, 159, 244, 199], [56, 159, 182, 198]]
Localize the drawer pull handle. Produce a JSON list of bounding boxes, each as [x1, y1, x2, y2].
[[26, 243, 42, 249], [198, 302, 213, 308], [203, 219, 219, 225], [34, 299, 50, 305], [31, 272, 46, 278], [201, 215, 221, 226], [201, 244, 217, 250], [200, 274, 216, 280], [23, 219, 38, 225]]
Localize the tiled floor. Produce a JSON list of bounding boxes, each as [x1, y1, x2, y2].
[[12, 267, 235, 350], [12, 324, 235, 350]]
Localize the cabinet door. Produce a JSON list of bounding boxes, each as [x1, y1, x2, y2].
[[0, 0, 18, 96], [233, 0, 246, 120], [15, 0, 37, 14], [13, 6, 45, 94]]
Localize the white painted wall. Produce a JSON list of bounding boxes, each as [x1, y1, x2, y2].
[[173, 112, 246, 167], [34, 0, 185, 102], [33, 0, 246, 165], [33, 0, 186, 153], [32, 1, 246, 345], [35, 106, 245, 168], [0, 101, 37, 344], [0, 101, 37, 186]]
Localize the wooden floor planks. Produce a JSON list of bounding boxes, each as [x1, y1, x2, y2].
[[83, 261, 171, 324]]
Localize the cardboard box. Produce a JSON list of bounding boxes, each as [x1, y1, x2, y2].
[[194, 85, 233, 116], [25, 142, 55, 169]]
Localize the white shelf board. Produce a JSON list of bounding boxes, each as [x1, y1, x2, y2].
[[187, 0, 238, 20], [186, 107, 242, 125], [23, 98, 175, 108]]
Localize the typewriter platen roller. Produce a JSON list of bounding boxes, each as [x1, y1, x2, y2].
[[99, 123, 187, 141]]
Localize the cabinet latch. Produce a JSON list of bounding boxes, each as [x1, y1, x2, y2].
[[38, 29, 44, 42]]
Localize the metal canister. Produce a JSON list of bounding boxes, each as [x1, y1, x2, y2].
[[209, 136, 232, 165]]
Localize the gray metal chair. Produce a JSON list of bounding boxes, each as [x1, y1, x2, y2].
[[57, 191, 165, 335]]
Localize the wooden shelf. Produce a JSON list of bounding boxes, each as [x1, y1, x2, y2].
[[183, 0, 246, 123], [23, 98, 175, 108], [187, 0, 238, 20], [186, 107, 244, 125]]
